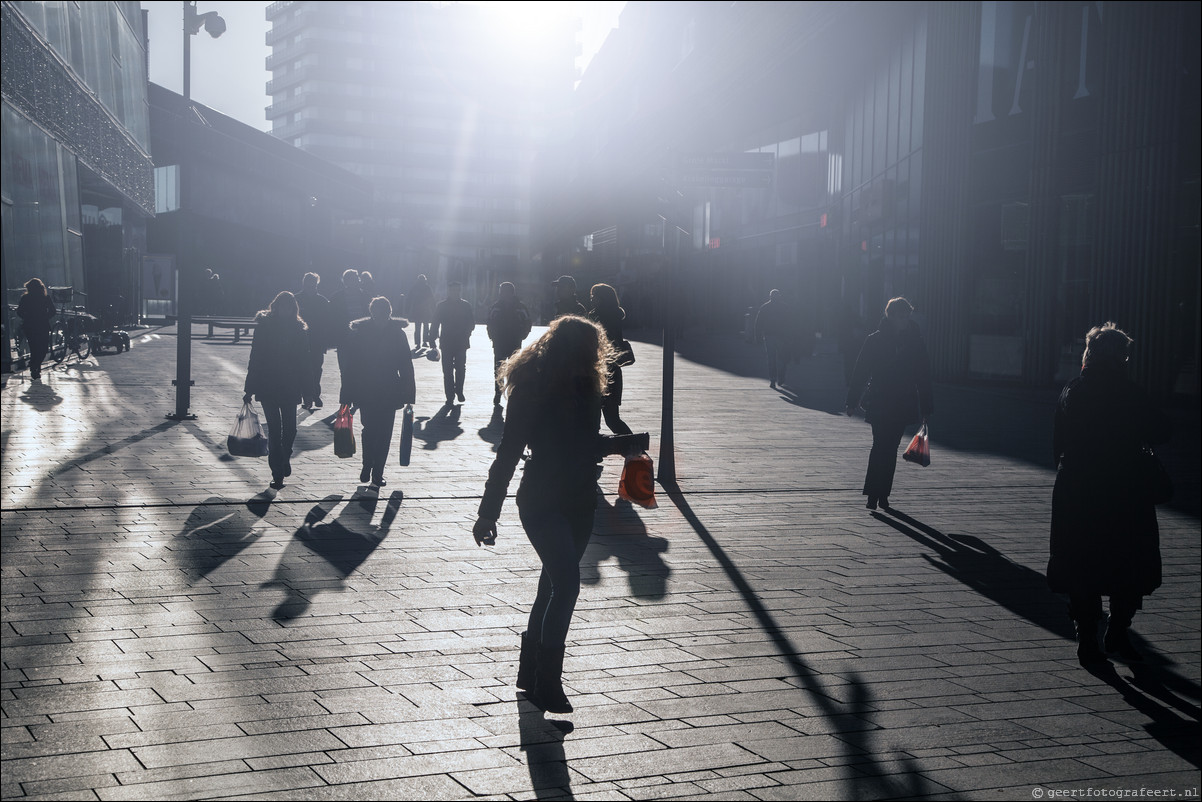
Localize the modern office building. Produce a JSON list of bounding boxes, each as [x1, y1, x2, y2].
[[264, 0, 578, 308], [546, 1, 1199, 400], [1, 0, 154, 367]]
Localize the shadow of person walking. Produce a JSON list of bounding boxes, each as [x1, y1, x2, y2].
[[582, 494, 671, 600], [175, 492, 275, 582], [873, 507, 1075, 640], [517, 697, 575, 800], [263, 489, 402, 621], [414, 403, 463, 451], [478, 404, 504, 453], [1086, 661, 1201, 769]]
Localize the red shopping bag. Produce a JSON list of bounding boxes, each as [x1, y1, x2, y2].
[[334, 404, 356, 458], [902, 424, 930, 467], [618, 452, 658, 509]]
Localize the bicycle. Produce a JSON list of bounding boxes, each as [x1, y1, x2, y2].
[[46, 288, 92, 363]]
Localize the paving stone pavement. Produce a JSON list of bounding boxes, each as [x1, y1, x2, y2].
[[2, 322, 1199, 801]]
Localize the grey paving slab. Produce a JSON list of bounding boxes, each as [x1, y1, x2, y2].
[[2, 324, 1199, 800]]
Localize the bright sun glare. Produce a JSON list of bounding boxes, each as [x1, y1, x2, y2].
[[476, 1, 580, 53]]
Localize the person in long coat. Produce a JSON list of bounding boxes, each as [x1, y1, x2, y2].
[[589, 282, 634, 435], [472, 315, 612, 714], [244, 291, 313, 489], [845, 297, 934, 510], [344, 296, 417, 488], [16, 278, 57, 381], [432, 280, 475, 405], [1047, 322, 1172, 666], [295, 271, 331, 410], [486, 281, 532, 406]]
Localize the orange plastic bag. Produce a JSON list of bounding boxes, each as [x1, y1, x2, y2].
[[902, 424, 930, 467], [618, 452, 658, 509]]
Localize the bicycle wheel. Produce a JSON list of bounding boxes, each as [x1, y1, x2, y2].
[[49, 326, 67, 364], [73, 330, 91, 360]]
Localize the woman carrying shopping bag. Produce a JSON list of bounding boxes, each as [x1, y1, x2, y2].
[[472, 315, 614, 714], [244, 291, 312, 489]]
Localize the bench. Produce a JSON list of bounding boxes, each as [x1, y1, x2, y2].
[[193, 316, 257, 342]]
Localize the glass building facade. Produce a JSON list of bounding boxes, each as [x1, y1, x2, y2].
[[2, 0, 153, 364]]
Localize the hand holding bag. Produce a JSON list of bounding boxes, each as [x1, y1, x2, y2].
[[334, 404, 356, 458], [614, 339, 636, 367], [228, 402, 269, 457], [618, 451, 658, 509], [902, 424, 930, 467], [399, 404, 414, 466]]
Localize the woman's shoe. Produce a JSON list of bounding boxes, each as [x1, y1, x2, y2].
[[880, 497, 890, 509], [529, 645, 573, 713], [371, 476, 387, 488], [270, 477, 285, 490], [360, 465, 371, 484], [1103, 626, 1143, 662], [866, 497, 878, 510]]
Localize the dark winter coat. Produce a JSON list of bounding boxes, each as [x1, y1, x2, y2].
[[16, 293, 57, 344], [328, 287, 369, 347], [478, 376, 603, 521], [1046, 363, 1172, 597], [589, 302, 625, 346], [487, 298, 532, 354], [846, 319, 934, 425], [295, 289, 331, 351], [753, 298, 790, 342], [244, 313, 312, 406], [407, 280, 434, 323], [434, 297, 476, 352], [553, 296, 588, 320], [343, 316, 416, 410]]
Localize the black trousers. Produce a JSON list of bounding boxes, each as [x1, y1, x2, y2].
[[442, 348, 467, 400], [304, 348, 325, 405], [519, 503, 595, 649], [27, 333, 49, 378], [359, 403, 396, 482], [1069, 592, 1142, 628], [261, 402, 297, 481], [863, 419, 907, 500]]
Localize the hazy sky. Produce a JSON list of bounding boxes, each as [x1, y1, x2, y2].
[[142, 1, 626, 131]]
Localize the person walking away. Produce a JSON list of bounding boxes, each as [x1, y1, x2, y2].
[[432, 280, 475, 405], [243, 291, 312, 489], [1047, 322, 1172, 666], [16, 278, 57, 381], [472, 315, 613, 713], [754, 289, 790, 389], [407, 274, 435, 348], [328, 269, 369, 406], [551, 275, 588, 320], [296, 272, 331, 410], [343, 296, 416, 489], [845, 297, 933, 511], [589, 282, 634, 435], [486, 282, 532, 406]]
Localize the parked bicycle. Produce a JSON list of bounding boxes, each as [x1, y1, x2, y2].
[[45, 287, 92, 363]]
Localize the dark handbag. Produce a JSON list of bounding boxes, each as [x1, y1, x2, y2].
[[334, 404, 356, 458], [227, 402, 269, 457], [399, 404, 414, 466], [1137, 445, 1173, 505], [902, 424, 930, 467], [614, 339, 636, 367]]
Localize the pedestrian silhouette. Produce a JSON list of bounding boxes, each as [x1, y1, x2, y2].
[[753, 288, 790, 389], [589, 283, 634, 435], [845, 297, 933, 511], [432, 280, 475, 405], [486, 281, 532, 405], [16, 277, 57, 381]]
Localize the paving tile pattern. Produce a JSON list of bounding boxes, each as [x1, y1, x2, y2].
[[2, 324, 1198, 800]]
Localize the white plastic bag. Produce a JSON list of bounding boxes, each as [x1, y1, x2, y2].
[[228, 402, 269, 457]]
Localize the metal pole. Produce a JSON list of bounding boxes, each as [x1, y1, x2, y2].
[[658, 223, 679, 483], [170, 1, 196, 420]]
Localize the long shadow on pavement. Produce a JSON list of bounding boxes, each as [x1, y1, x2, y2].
[[1087, 662, 1201, 769], [517, 700, 575, 800], [872, 508, 1074, 640], [263, 490, 402, 621], [176, 493, 276, 581], [414, 403, 463, 451], [662, 478, 934, 800], [583, 494, 670, 600]]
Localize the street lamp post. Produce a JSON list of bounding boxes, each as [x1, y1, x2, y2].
[[168, 1, 225, 421]]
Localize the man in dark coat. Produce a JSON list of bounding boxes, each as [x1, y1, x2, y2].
[[753, 289, 791, 389], [845, 297, 933, 510], [486, 282, 532, 405], [551, 275, 587, 320], [406, 274, 435, 348], [295, 272, 331, 410], [328, 269, 369, 405], [343, 297, 417, 488], [1047, 322, 1172, 666], [432, 280, 476, 405]]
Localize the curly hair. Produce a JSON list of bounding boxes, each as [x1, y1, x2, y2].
[[497, 315, 612, 399]]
